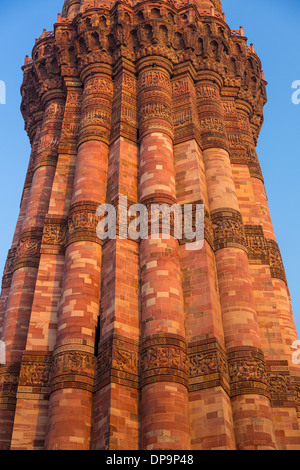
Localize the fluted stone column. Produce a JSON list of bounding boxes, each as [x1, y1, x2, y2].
[[172, 63, 236, 449], [3, 91, 65, 361], [10, 80, 83, 450], [222, 95, 287, 364], [0, 124, 41, 450], [235, 101, 300, 448], [0, 90, 64, 450], [196, 71, 277, 450], [0, 124, 41, 337], [91, 60, 140, 451], [236, 102, 299, 361], [45, 64, 112, 450], [137, 57, 191, 450]]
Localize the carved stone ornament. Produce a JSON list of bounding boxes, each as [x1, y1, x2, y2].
[[227, 348, 270, 398], [14, 230, 43, 270], [266, 239, 287, 284], [94, 335, 139, 391], [67, 202, 102, 246], [244, 225, 269, 264], [50, 342, 95, 393], [211, 208, 246, 252], [140, 334, 189, 388]]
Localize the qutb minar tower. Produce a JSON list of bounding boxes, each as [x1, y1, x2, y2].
[[0, 0, 299, 450]]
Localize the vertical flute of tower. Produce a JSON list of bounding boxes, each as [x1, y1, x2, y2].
[[0, 124, 41, 450], [0, 123, 40, 338], [0, 90, 65, 450], [45, 64, 112, 450], [10, 80, 83, 450], [137, 57, 191, 450], [196, 71, 277, 450], [238, 105, 299, 366], [91, 60, 140, 450], [171, 63, 236, 449], [233, 101, 300, 448]]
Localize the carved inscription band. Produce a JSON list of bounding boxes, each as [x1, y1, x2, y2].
[[0, 363, 20, 411], [67, 201, 102, 246], [227, 347, 269, 398], [211, 208, 247, 252], [140, 334, 189, 388], [94, 335, 139, 392], [3, 343, 297, 406], [2, 222, 287, 287], [1, 248, 17, 289], [14, 229, 43, 271], [49, 340, 95, 394], [245, 226, 287, 283], [41, 217, 68, 255], [189, 339, 229, 394]]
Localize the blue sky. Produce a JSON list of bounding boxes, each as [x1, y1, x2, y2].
[[0, 0, 299, 336]]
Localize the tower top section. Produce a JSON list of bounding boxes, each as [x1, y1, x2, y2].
[[22, 0, 266, 143], [62, 0, 223, 19]]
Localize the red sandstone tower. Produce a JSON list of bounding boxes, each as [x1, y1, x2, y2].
[[0, 0, 299, 451]]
